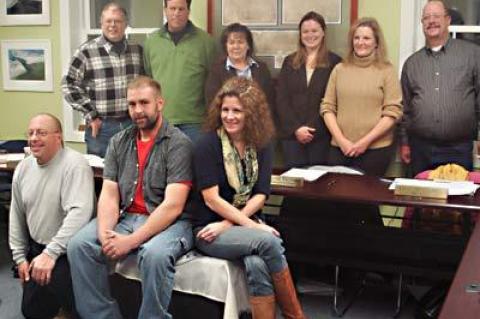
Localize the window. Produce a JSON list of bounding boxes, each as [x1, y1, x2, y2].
[[60, 1, 161, 142], [448, 0, 480, 43]]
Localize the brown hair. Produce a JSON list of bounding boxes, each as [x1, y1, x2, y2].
[[291, 11, 330, 70], [220, 23, 255, 58], [164, 0, 192, 10], [204, 77, 275, 148], [345, 17, 390, 66], [127, 76, 162, 96], [425, 0, 450, 16]]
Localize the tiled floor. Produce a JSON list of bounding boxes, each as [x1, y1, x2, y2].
[[0, 214, 425, 319]]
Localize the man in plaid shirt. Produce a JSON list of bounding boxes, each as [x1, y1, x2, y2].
[[62, 2, 144, 158]]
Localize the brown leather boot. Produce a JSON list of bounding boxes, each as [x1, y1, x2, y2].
[[249, 295, 276, 319], [272, 267, 306, 319]]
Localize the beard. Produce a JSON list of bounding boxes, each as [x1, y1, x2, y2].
[[134, 113, 158, 130]]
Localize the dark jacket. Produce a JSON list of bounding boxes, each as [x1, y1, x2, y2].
[[275, 51, 341, 139], [204, 56, 275, 111]]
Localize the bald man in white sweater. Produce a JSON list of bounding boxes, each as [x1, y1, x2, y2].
[[9, 113, 95, 319]]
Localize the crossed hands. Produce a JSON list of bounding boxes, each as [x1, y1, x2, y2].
[[338, 137, 369, 158], [18, 252, 55, 286], [101, 230, 135, 260]]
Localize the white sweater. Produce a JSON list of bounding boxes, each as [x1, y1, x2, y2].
[[9, 147, 95, 264]]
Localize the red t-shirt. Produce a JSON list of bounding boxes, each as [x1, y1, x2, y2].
[[128, 136, 155, 215]]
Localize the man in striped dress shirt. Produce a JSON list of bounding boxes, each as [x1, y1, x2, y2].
[[62, 2, 144, 158], [400, 0, 480, 175]]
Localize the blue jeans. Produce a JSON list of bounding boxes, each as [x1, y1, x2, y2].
[[67, 214, 193, 319], [85, 117, 131, 158], [194, 225, 287, 296], [175, 123, 203, 144]]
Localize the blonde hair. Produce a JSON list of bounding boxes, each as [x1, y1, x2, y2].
[[345, 17, 390, 67]]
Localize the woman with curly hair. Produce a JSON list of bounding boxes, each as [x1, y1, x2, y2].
[[193, 77, 305, 319]]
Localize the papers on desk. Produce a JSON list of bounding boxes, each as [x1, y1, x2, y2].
[[281, 168, 327, 182], [389, 178, 480, 196], [309, 165, 364, 175], [0, 153, 25, 163], [281, 165, 363, 182], [83, 154, 104, 168]]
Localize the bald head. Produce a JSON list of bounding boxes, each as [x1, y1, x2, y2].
[[27, 113, 64, 164]]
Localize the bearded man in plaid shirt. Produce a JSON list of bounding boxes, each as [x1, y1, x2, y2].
[[62, 2, 144, 158]]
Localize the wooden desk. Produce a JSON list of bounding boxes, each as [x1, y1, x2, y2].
[[272, 173, 480, 212], [439, 217, 480, 318], [272, 173, 480, 318]]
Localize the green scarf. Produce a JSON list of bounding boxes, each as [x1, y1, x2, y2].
[[217, 127, 258, 207]]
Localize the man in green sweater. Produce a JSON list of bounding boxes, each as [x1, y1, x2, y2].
[[144, 0, 216, 143]]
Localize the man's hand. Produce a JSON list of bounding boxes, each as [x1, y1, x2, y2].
[[89, 118, 102, 138], [102, 231, 135, 260], [29, 253, 55, 286], [400, 145, 411, 164], [17, 261, 30, 284], [295, 126, 315, 144], [253, 223, 280, 237], [196, 220, 233, 243]]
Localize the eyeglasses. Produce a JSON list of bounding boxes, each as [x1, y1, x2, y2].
[[421, 14, 446, 22], [25, 129, 58, 138]]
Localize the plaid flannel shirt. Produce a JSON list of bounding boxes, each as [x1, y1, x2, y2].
[[62, 35, 144, 122]]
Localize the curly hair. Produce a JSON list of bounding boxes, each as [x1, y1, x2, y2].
[[204, 77, 275, 148], [345, 17, 390, 67]]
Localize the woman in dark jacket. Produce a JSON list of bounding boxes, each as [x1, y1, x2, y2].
[[204, 23, 274, 110], [276, 11, 341, 168]]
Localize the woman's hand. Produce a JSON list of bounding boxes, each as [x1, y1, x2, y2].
[[347, 139, 370, 157], [197, 220, 233, 242], [337, 137, 354, 156], [295, 126, 316, 144]]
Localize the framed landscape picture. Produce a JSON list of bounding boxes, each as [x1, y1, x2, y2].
[[0, 0, 50, 26], [1, 39, 53, 92]]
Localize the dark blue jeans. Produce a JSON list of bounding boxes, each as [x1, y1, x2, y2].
[[85, 117, 131, 158], [409, 137, 473, 176]]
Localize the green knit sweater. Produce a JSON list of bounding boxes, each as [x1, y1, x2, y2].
[[144, 23, 216, 125]]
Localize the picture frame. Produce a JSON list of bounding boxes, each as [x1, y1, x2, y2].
[[0, 0, 50, 26], [1, 39, 53, 92]]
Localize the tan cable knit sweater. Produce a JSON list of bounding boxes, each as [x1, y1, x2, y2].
[[320, 54, 403, 149]]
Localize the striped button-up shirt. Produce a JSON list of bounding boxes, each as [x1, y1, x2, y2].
[[62, 35, 144, 122], [400, 38, 480, 144]]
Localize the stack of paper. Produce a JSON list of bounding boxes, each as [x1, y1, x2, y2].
[[309, 165, 363, 175], [83, 154, 104, 168], [281, 168, 327, 182], [389, 178, 480, 196]]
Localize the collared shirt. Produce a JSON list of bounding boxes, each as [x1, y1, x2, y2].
[[400, 38, 480, 144], [61, 35, 145, 122], [103, 120, 193, 218], [166, 21, 194, 45], [225, 57, 258, 79]]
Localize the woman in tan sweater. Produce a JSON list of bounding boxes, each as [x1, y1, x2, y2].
[[320, 17, 402, 176]]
